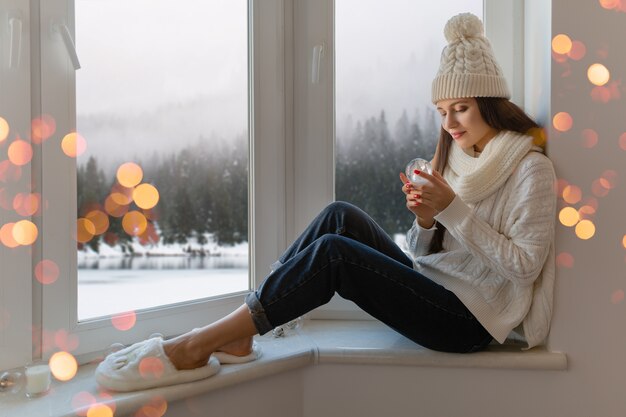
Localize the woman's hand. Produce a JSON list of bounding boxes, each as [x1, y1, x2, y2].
[[410, 170, 456, 212], [399, 172, 437, 228]]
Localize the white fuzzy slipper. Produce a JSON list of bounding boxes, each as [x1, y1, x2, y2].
[[95, 337, 220, 392], [212, 341, 262, 364]]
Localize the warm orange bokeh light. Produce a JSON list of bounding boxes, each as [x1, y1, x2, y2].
[[49, 351, 78, 382], [578, 205, 596, 220], [612, 290, 625, 305], [553, 112, 573, 132], [139, 357, 165, 380], [601, 170, 618, 188], [104, 195, 130, 218], [76, 218, 96, 243], [600, 0, 620, 10], [35, 259, 60, 285], [122, 211, 148, 236], [552, 34, 572, 55], [117, 162, 143, 188], [13, 193, 40, 217], [135, 396, 168, 417], [588, 63, 610, 86], [72, 391, 97, 417], [12, 219, 38, 245], [559, 207, 579, 227], [61, 133, 87, 158], [562, 185, 582, 204], [556, 252, 574, 268], [581, 129, 598, 148], [8, 140, 33, 166], [85, 210, 110, 235], [0, 223, 19, 248], [31, 115, 56, 144], [0, 160, 22, 183], [622, 235, 626, 249], [133, 184, 160, 209], [575, 219, 596, 240], [567, 40, 586, 60], [86, 404, 114, 417], [527, 127, 546, 147], [110, 191, 133, 206], [111, 311, 137, 331], [0, 117, 9, 142], [592, 179, 610, 197]]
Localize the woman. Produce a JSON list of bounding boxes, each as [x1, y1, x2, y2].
[[96, 13, 556, 391]]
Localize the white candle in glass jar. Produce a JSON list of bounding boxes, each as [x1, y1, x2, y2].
[[25, 364, 51, 397]]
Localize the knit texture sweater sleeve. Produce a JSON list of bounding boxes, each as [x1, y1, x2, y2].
[[434, 153, 556, 287], [406, 219, 437, 258]]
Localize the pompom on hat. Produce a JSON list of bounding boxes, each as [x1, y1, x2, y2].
[[431, 13, 510, 103]]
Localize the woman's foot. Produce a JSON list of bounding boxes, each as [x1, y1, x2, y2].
[[162, 329, 213, 370], [215, 336, 253, 357]]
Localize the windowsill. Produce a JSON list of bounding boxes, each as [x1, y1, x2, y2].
[[0, 320, 567, 417]]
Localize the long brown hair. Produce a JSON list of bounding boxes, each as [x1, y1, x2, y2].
[[427, 97, 541, 254]]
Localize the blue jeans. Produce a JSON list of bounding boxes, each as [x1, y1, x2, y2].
[[245, 201, 493, 353]]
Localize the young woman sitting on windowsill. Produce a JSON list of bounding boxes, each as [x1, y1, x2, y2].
[[96, 12, 556, 392]]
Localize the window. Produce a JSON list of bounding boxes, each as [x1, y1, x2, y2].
[[0, 0, 521, 370]]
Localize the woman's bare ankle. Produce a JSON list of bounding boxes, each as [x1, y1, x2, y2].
[[163, 331, 214, 370], [216, 336, 253, 357]]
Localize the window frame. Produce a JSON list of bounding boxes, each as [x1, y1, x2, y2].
[[0, 0, 524, 370], [33, 0, 289, 363]]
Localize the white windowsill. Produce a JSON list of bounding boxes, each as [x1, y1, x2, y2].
[[0, 320, 567, 417]]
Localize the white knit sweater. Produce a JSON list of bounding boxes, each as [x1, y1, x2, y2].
[[406, 130, 556, 348]]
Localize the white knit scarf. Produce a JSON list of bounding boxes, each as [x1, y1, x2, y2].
[[444, 130, 535, 203]]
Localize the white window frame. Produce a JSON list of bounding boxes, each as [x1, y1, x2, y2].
[[1, 0, 289, 366], [296, 0, 526, 319], [0, 0, 524, 370]]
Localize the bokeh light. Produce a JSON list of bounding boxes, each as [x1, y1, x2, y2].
[[87, 404, 114, 417], [12, 219, 38, 245], [611, 290, 624, 305], [135, 396, 168, 417], [622, 235, 626, 249], [111, 311, 136, 331], [0, 117, 9, 142], [556, 252, 574, 268], [122, 211, 148, 236], [85, 210, 109, 235], [49, 351, 78, 381], [559, 207, 580, 227], [567, 40, 587, 60], [588, 63, 610, 86], [139, 357, 165, 380], [600, 0, 620, 10], [620, 133, 626, 150], [61, 132, 87, 158], [552, 34, 572, 54], [601, 169, 618, 188], [578, 205, 596, 220], [54, 329, 79, 352], [117, 162, 143, 188], [72, 392, 97, 417], [104, 195, 129, 218], [31, 115, 56, 144], [581, 129, 598, 148], [0, 160, 22, 183], [13, 193, 40, 216], [591, 86, 612, 103], [562, 185, 582, 204], [553, 112, 573, 132], [527, 127, 547, 147], [8, 139, 33, 166], [35, 259, 60, 285], [133, 184, 160, 209], [592, 178, 610, 197], [0, 223, 19, 248], [76, 218, 96, 243], [575, 219, 596, 240]]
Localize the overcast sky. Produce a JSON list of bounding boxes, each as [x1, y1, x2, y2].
[[75, 0, 481, 168]]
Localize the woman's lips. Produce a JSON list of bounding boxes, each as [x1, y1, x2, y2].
[[451, 131, 465, 139]]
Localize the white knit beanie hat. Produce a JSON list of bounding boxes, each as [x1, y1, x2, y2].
[[431, 13, 510, 103]]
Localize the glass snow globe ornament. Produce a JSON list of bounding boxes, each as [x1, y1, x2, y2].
[[405, 158, 433, 186]]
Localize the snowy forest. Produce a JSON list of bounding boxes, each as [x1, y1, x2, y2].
[[77, 109, 438, 254]]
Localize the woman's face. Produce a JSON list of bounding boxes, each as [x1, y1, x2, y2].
[[435, 98, 499, 152]]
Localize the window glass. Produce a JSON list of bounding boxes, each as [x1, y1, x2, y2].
[[75, 0, 249, 320], [335, 0, 482, 242]]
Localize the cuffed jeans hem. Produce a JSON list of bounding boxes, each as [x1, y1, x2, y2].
[[245, 291, 274, 335]]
